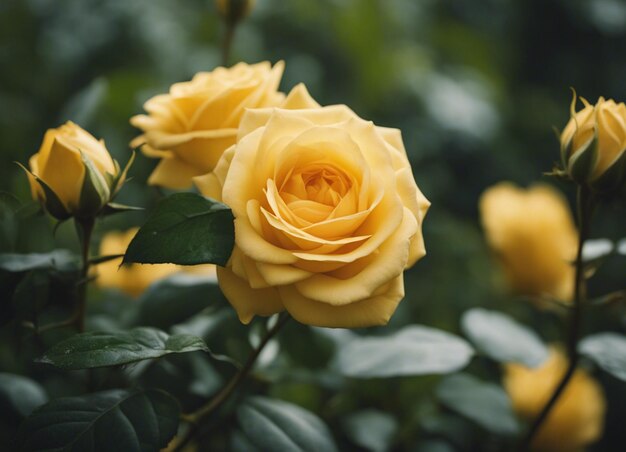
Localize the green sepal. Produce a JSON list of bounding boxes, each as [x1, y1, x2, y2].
[[110, 151, 136, 197], [15, 162, 70, 221], [100, 202, 144, 217], [543, 165, 569, 181], [591, 148, 626, 194], [77, 151, 110, 218], [567, 133, 598, 184]]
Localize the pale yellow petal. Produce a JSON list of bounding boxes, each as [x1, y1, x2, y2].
[[280, 275, 405, 328], [217, 265, 284, 324], [294, 208, 416, 305], [147, 157, 200, 189]]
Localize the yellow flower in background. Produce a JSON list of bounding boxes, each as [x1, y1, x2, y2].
[[96, 228, 217, 297], [25, 121, 125, 220], [194, 85, 430, 328], [130, 61, 285, 189], [560, 95, 626, 192], [504, 348, 606, 452], [479, 183, 577, 302]]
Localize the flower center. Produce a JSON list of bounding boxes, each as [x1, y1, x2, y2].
[[280, 163, 352, 207]]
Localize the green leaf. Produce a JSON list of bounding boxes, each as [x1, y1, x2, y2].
[[231, 429, 263, 452], [579, 333, 626, 381], [582, 238, 614, 262], [334, 326, 474, 378], [0, 250, 78, 272], [123, 193, 234, 266], [436, 373, 519, 435], [12, 270, 50, 322], [461, 308, 548, 368], [37, 327, 209, 370], [18, 388, 179, 452], [132, 273, 223, 329], [236, 396, 338, 452], [0, 373, 48, 418], [0, 191, 21, 212], [343, 410, 397, 452]]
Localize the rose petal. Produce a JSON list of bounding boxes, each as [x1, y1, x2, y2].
[[280, 275, 405, 328], [217, 266, 284, 324]]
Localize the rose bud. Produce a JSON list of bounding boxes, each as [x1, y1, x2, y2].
[[23, 121, 128, 220], [560, 94, 626, 193]]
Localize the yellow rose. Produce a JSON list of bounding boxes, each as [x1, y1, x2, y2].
[[504, 348, 606, 452], [130, 61, 285, 189], [479, 183, 577, 302], [25, 121, 123, 219], [561, 95, 626, 192], [96, 228, 217, 297], [194, 85, 430, 328]]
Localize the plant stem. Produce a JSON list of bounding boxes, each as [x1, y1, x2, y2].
[[75, 217, 95, 333], [174, 312, 290, 451], [517, 186, 593, 451]]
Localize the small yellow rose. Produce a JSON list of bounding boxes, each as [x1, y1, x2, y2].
[[130, 61, 285, 189], [194, 85, 430, 328], [479, 183, 577, 302], [26, 121, 123, 219], [561, 95, 626, 192], [96, 228, 217, 297], [504, 348, 606, 452]]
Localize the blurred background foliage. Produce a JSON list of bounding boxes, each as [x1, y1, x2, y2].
[[1, 0, 625, 450]]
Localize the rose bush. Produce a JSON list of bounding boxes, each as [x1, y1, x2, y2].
[[561, 95, 626, 192], [479, 183, 577, 302], [194, 85, 429, 328], [130, 61, 285, 189], [504, 348, 605, 452], [25, 121, 123, 219]]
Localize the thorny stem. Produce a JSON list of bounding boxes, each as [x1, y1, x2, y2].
[[173, 313, 290, 451], [517, 186, 593, 451]]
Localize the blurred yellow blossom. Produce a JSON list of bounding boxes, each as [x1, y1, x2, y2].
[[96, 228, 216, 297], [504, 348, 606, 452], [479, 183, 577, 303]]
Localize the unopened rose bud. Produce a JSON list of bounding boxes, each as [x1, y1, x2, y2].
[[215, 0, 256, 25], [23, 122, 130, 220], [560, 93, 626, 193]]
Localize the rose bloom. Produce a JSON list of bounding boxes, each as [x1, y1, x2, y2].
[[479, 183, 577, 302], [194, 85, 429, 328], [130, 61, 285, 189], [561, 95, 626, 191], [96, 228, 217, 297], [504, 348, 605, 452], [26, 121, 120, 218]]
